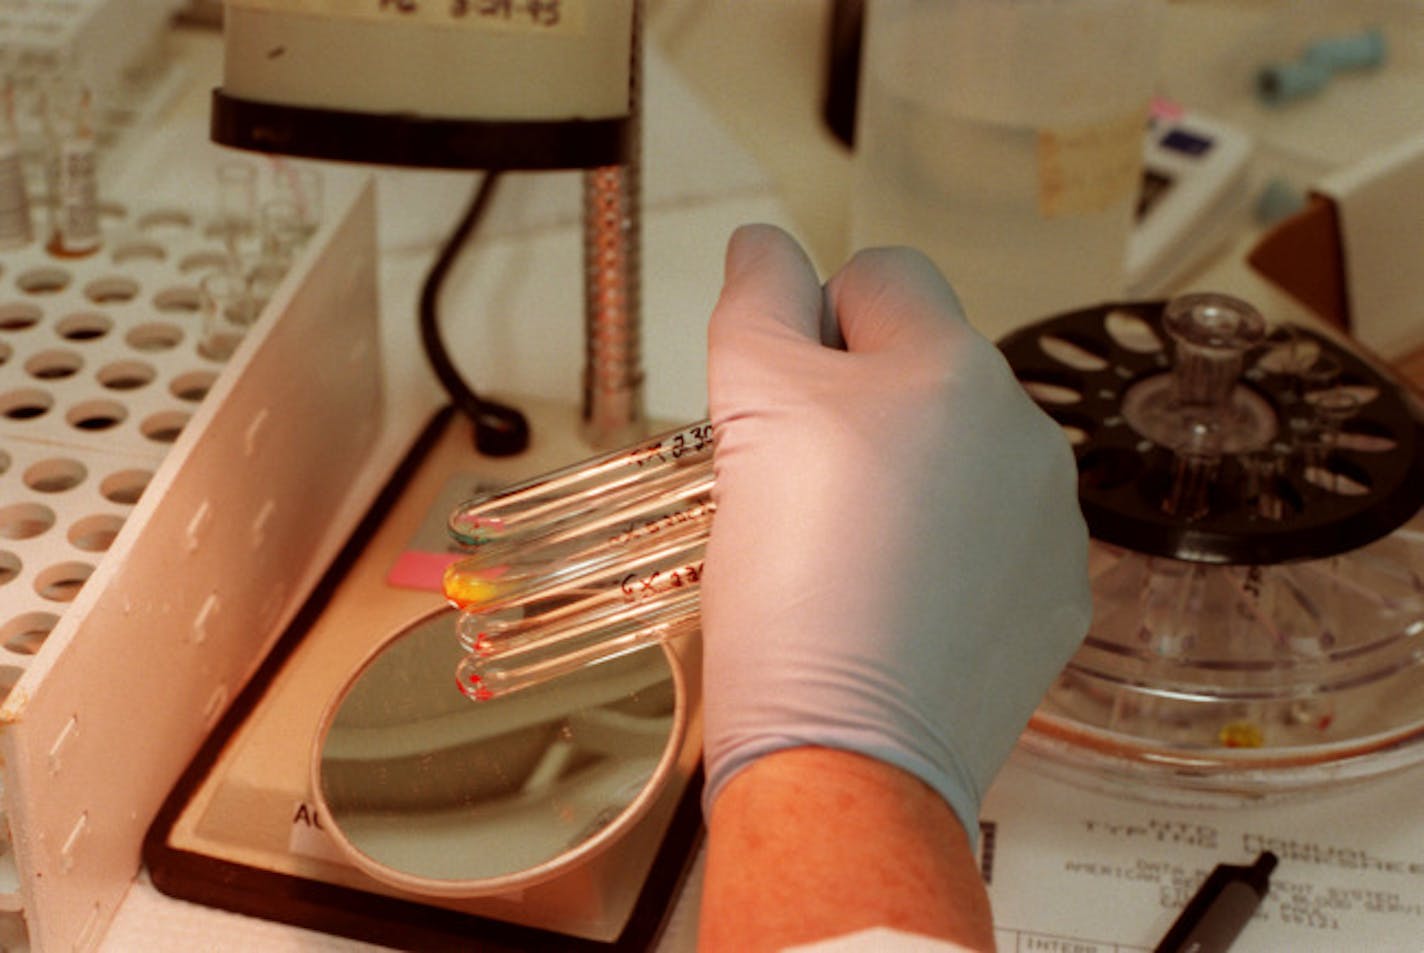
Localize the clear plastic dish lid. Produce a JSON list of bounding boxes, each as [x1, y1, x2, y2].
[[999, 295, 1424, 799]]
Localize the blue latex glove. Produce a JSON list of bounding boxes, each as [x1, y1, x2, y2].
[[700, 225, 1091, 837]]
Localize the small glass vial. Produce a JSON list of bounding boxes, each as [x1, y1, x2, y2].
[[271, 162, 323, 241], [46, 88, 101, 258], [214, 158, 257, 252], [199, 269, 257, 361], [0, 80, 33, 251]]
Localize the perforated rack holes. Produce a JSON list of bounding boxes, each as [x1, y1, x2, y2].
[[1, 613, 56, 658], [97, 360, 156, 391], [16, 268, 71, 296], [0, 503, 55, 540], [67, 514, 123, 553], [111, 241, 165, 266], [24, 458, 86, 493], [26, 349, 84, 381], [0, 302, 42, 329], [0, 550, 18, 584], [0, 388, 53, 420], [0, 202, 241, 661], [100, 469, 151, 504], [55, 311, 112, 341]]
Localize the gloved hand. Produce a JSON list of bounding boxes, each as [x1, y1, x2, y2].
[[701, 224, 1092, 838]]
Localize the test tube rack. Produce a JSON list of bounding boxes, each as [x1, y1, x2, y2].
[[0, 0, 190, 192], [0, 176, 388, 951], [0, 0, 180, 90]]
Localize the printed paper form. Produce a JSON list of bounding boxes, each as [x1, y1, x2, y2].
[[980, 752, 1424, 952]]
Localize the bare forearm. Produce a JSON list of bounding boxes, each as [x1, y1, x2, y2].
[[699, 747, 995, 952]]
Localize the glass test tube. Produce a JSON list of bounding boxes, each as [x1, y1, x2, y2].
[[445, 420, 715, 700], [1241, 443, 1292, 521], [443, 464, 713, 603], [198, 269, 257, 361], [452, 516, 708, 656], [46, 87, 100, 257], [272, 163, 323, 240], [456, 587, 701, 701], [215, 159, 257, 252], [446, 495, 711, 611], [448, 419, 714, 546], [448, 540, 706, 701], [0, 80, 33, 250], [1162, 292, 1266, 424], [247, 198, 303, 310], [260, 199, 303, 256], [1158, 293, 1265, 520], [1311, 387, 1361, 441]]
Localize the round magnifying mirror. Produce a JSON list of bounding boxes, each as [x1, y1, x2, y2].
[[312, 606, 686, 897]]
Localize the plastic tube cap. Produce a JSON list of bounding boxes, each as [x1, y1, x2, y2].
[[1257, 59, 1330, 106]]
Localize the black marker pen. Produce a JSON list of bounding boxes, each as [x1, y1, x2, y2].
[[1154, 851, 1277, 953]]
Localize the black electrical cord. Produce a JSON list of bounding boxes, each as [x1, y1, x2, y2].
[[418, 172, 531, 456]]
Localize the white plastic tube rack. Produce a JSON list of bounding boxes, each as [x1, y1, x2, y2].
[[0, 175, 389, 951]]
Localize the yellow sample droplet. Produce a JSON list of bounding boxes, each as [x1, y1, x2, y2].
[[442, 563, 503, 608], [1217, 721, 1265, 749]]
